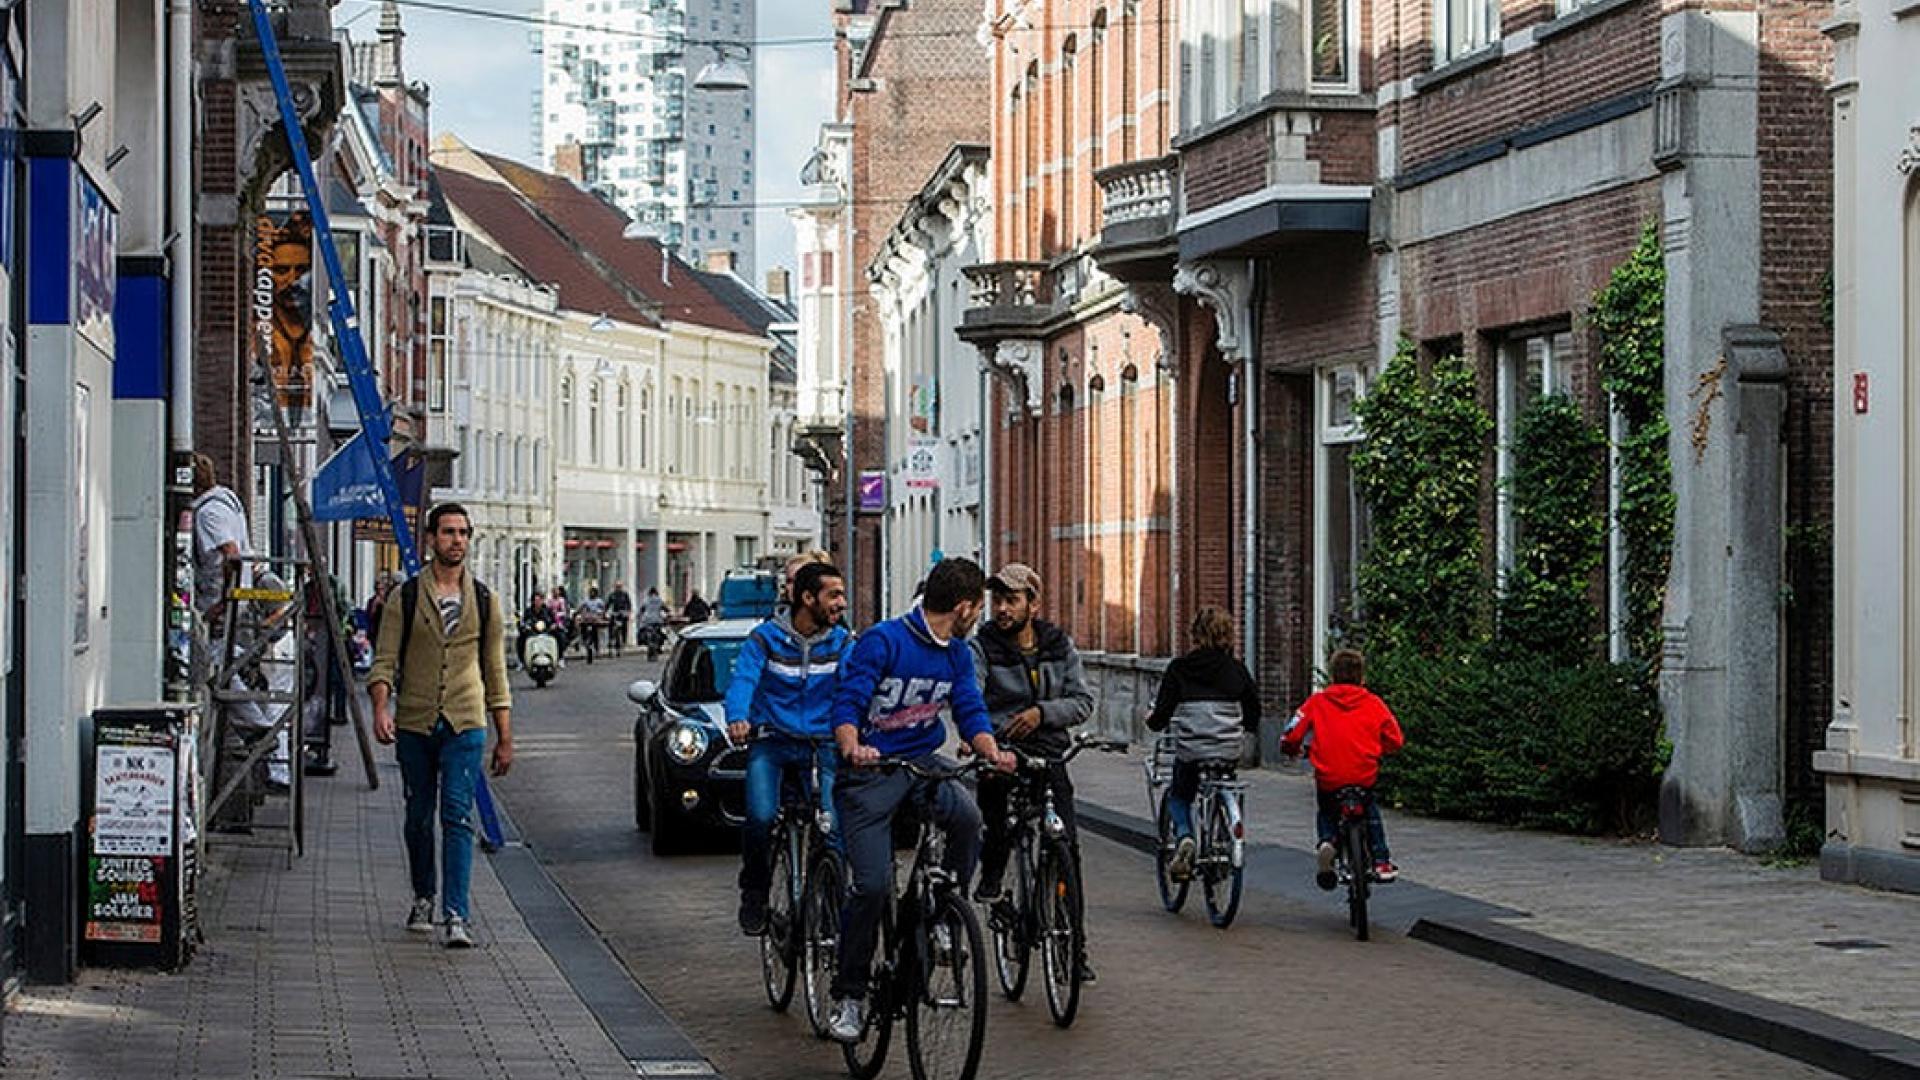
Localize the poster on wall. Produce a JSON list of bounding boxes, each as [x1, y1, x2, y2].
[[858, 471, 887, 514], [73, 176, 116, 355], [253, 211, 314, 421], [905, 437, 941, 491], [74, 382, 89, 649], [93, 743, 176, 857]]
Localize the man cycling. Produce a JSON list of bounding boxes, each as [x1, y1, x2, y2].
[[724, 561, 853, 935], [969, 563, 1098, 983], [826, 557, 1015, 1043]]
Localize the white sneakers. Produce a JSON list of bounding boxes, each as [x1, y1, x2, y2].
[[444, 915, 475, 949], [407, 897, 436, 934], [1169, 837, 1197, 882], [827, 997, 866, 1043]]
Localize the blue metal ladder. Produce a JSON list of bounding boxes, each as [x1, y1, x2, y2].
[[247, 0, 506, 850]]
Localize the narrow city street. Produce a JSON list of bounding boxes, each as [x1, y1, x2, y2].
[[491, 654, 1837, 1080]]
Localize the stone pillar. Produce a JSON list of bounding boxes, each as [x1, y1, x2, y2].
[[1654, 9, 1787, 850]]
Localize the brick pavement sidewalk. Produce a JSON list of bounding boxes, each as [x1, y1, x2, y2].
[[2, 758, 638, 1080], [1069, 746, 1920, 1043]]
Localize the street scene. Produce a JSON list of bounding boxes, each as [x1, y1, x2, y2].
[[2, 0, 1919, 1077]]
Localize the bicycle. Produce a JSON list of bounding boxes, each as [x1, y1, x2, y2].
[[985, 733, 1126, 1028], [756, 734, 838, 1028], [1142, 734, 1247, 928], [1328, 785, 1375, 941], [805, 756, 990, 1080]]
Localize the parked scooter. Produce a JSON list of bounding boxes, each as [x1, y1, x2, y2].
[[522, 618, 561, 688]]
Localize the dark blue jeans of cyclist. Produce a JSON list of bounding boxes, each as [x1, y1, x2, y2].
[[831, 758, 982, 1001], [1314, 787, 1391, 861], [739, 733, 838, 898]]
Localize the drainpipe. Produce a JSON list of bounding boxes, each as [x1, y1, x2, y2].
[[1242, 260, 1261, 746], [168, 0, 194, 451], [1166, 335, 1181, 656]]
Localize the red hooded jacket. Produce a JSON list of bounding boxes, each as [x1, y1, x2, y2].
[[1282, 683, 1404, 791]]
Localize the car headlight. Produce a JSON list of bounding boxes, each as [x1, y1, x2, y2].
[[665, 722, 709, 764]]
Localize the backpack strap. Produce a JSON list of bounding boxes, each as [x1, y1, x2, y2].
[[397, 577, 420, 693]]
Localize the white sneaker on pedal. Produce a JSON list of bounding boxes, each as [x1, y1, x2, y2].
[[930, 923, 954, 965], [406, 897, 435, 934], [1315, 842, 1339, 891], [827, 997, 866, 1043]]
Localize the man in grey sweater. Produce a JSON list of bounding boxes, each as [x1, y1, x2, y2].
[[969, 563, 1097, 983]]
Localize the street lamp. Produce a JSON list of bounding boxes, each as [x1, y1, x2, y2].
[[693, 44, 751, 92]]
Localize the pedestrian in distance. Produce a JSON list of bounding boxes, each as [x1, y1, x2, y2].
[[725, 560, 853, 935], [368, 503, 515, 949], [607, 581, 633, 656], [1282, 647, 1405, 887], [1145, 606, 1261, 883], [970, 562, 1099, 983], [824, 557, 1016, 1043], [684, 588, 713, 625]]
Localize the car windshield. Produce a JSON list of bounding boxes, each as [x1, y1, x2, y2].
[[666, 637, 744, 704]]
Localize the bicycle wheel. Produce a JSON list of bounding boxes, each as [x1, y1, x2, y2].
[[1345, 820, 1370, 942], [802, 851, 842, 1039], [842, 899, 894, 1079], [991, 836, 1032, 1001], [1154, 795, 1190, 914], [761, 825, 798, 1011], [1202, 799, 1244, 929], [1037, 846, 1084, 1028], [905, 891, 988, 1080]]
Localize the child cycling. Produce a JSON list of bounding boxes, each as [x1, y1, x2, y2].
[[1145, 607, 1261, 882], [1281, 648, 1405, 888]]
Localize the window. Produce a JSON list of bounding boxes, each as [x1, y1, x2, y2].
[[532, 440, 544, 496], [639, 384, 653, 469], [1315, 364, 1370, 658], [1060, 36, 1077, 246], [1435, 0, 1500, 65], [617, 381, 631, 467], [1089, 11, 1107, 172], [559, 375, 576, 462], [1311, 0, 1355, 88], [587, 379, 603, 465], [1496, 330, 1575, 581], [456, 426, 470, 489]]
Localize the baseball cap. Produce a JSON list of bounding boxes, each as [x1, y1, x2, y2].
[[989, 563, 1042, 597]]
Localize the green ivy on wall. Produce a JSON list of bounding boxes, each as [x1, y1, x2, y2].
[[1588, 223, 1674, 670], [1498, 394, 1607, 665], [1351, 343, 1493, 658]]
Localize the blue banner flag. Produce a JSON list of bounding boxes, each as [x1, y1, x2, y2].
[[310, 432, 385, 522]]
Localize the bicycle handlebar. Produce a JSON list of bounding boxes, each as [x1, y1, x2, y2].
[[1011, 734, 1130, 771], [866, 755, 993, 781]]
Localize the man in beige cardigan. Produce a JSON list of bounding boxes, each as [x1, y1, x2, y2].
[[368, 503, 514, 948]]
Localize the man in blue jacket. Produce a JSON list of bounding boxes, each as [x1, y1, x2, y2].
[[725, 561, 853, 934], [825, 557, 1015, 1043]]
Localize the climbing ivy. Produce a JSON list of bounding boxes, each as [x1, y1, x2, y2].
[[1351, 343, 1493, 657], [1588, 223, 1674, 669], [1498, 394, 1607, 665]]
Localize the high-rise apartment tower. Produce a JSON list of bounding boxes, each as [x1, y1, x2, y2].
[[535, 0, 756, 274]]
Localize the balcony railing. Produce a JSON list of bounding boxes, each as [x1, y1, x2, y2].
[[963, 262, 1051, 310], [1097, 155, 1177, 228], [1092, 155, 1179, 283]]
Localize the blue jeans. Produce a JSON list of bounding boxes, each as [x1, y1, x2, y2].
[[739, 733, 837, 897], [1315, 788, 1392, 862], [1165, 759, 1203, 841], [831, 757, 982, 1001], [396, 719, 488, 919]]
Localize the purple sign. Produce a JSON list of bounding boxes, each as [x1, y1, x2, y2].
[[857, 471, 887, 514]]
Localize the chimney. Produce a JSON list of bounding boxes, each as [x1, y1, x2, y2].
[[375, 1, 405, 87], [553, 141, 587, 184], [704, 249, 739, 275], [764, 268, 792, 304]]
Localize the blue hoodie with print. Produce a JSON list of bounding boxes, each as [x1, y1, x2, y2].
[[831, 606, 992, 760]]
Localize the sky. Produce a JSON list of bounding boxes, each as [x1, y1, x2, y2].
[[335, 0, 836, 282]]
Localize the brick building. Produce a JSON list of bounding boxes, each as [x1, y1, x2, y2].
[[1070, 0, 1831, 847], [957, 1, 1185, 732], [825, 0, 1000, 627]]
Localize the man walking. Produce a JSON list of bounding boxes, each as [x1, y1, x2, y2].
[[368, 503, 514, 949], [724, 561, 852, 934], [970, 563, 1098, 982]]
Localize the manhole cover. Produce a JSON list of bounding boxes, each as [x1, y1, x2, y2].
[[1814, 938, 1890, 952]]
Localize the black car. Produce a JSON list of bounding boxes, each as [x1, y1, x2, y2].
[[628, 618, 757, 855]]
